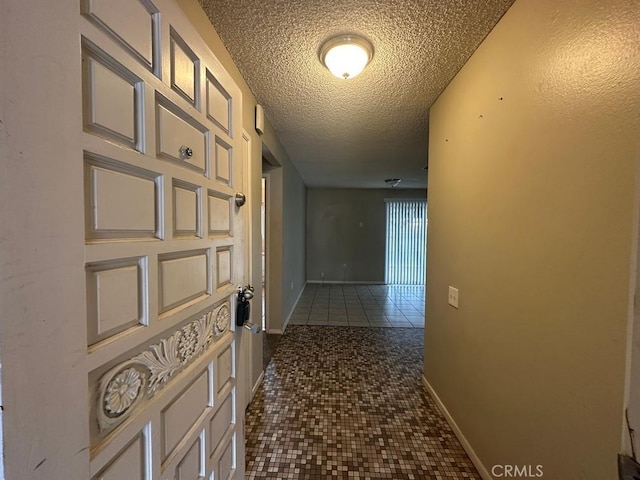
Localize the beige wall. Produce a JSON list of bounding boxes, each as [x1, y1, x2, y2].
[[424, 0, 640, 479], [176, 0, 307, 387], [263, 124, 308, 333], [281, 154, 307, 324], [307, 188, 426, 282]]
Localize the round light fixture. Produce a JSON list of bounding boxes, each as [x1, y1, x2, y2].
[[319, 34, 374, 80]]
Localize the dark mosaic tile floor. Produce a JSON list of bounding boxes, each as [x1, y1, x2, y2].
[[289, 284, 426, 328], [245, 326, 480, 479]]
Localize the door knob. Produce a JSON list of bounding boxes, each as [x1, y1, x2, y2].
[[238, 284, 254, 300]]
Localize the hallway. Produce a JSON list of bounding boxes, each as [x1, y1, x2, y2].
[[246, 326, 479, 479]]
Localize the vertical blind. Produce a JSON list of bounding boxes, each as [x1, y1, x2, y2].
[[385, 199, 427, 285]]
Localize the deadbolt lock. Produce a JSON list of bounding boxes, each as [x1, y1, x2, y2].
[[179, 145, 193, 158]]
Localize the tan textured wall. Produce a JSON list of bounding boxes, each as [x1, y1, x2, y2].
[[424, 0, 640, 479], [262, 114, 308, 333]]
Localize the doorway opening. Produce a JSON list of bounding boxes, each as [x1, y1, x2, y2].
[[260, 150, 283, 370], [384, 199, 427, 285]]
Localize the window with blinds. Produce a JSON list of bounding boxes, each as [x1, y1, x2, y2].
[[385, 199, 427, 285]]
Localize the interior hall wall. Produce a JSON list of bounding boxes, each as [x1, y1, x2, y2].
[[307, 188, 427, 283], [423, 0, 640, 478]]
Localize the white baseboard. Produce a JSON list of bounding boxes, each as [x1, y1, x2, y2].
[[282, 281, 307, 333], [422, 376, 492, 480], [251, 370, 265, 400], [307, 280, 386, 285]]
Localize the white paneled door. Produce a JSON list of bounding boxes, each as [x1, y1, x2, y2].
[[1, 0, 248, 479]]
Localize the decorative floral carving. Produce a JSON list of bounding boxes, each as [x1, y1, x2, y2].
[[178, 323, 198, 362], [215, 304, 230, 334], [97, 302, 230, 431], [104, 368, 143, 415], [135, 336, 182, 393]]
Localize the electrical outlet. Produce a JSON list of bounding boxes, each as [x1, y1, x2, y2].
[[448, 286, 459, 308], [290, 281, 294, 290], [320, 272, 325, 279], [343, 264, 347, 270]]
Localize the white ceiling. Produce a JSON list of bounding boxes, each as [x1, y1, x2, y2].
[[199, 0, 515, 189]]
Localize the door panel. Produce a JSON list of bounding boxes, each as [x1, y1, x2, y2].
[[217, 438, 235, 480], [209, 394, 234, 448], [174, 436, 204, 480], [161, 371, 209, 462], [208, 192, 233, 236], [92, 433, 147, 480], [156, 96, 209, 175], [84, 153, 162, 241], [82, 47, 142, 149], [81, 0, 160, 72], [170, 28, 199, 106], [214, 137, 233, 185], [216, 248, 233, 289], [86, 257, 147, 346], [157, 249, 210, 313], [206, 72, 232, 134], [80, 1, 246, 479], [173, 179, 202, 238]]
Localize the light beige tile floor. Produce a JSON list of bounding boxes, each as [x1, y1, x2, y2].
[[289, 283, 425, 328]]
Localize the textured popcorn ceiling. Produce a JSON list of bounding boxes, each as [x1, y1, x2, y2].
[[199, 0, 515, 189]]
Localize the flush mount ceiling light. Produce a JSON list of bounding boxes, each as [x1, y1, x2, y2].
[[319, 34, 374, 80]]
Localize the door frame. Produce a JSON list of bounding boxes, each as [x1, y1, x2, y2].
[[622, 147, 640, 460], [261, 173, 271, 333], [239, 129, 253, 413]]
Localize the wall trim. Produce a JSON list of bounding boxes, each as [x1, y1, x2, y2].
[[422, 376, 492, 480], [267, 281, 307, 334], [281, 281, 307, 333], [307, 280, 386, 285], [251, 369, 265, 400]]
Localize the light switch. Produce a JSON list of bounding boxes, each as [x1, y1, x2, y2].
[[448, 286, 459, 308]]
